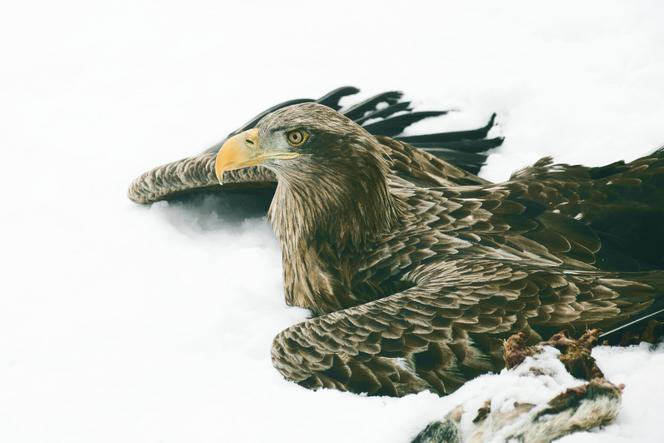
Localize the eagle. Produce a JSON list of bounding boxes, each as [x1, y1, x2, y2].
[[130, 88, 664, 398]]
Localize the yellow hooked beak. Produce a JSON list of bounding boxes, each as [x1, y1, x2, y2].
[[214, 128, 300, 183]]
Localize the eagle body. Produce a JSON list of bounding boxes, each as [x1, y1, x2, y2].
[[130, 88, 664, 398], [237, 104, 664, 397]]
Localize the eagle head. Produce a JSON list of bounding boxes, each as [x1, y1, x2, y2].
[[214, 102, 405, 283], [214, 102, 389, 183]]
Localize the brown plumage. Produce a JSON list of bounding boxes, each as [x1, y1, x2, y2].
[[211, 102, 664, 397], [130, 89, 664, 399]]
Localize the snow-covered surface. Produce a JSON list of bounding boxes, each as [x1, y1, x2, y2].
[[1, 1, 664, 442]]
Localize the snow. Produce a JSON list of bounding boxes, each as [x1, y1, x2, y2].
[[1, 1, 664, 442]]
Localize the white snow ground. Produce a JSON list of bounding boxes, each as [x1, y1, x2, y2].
[[1, 1, 664, 442]]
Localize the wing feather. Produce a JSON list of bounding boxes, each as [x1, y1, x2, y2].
[[272, 258, 663, 396]]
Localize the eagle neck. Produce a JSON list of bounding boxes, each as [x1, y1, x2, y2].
[[267, 158, 406, 312]]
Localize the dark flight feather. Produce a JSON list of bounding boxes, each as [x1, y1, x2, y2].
[[342, 90, 403, 120], [355, 101, 412, 124], [315, 86, 360, 110], [398, 113, 496, 144], [362, 111, 450, 137]]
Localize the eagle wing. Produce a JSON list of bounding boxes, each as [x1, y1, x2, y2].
[[272, 258, 663, 397], [504, 148, 664, 270], [128, 87, 501, 204]]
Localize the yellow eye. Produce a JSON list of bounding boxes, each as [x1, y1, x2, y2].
[[286, 129, 308, 147]]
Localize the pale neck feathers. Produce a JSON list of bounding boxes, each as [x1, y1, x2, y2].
[[267, 138, 406, 312]]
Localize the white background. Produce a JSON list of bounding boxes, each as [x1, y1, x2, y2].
[[1, 1, 663, 442]]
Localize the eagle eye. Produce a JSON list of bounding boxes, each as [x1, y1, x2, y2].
[[285, 129, 309, 147]]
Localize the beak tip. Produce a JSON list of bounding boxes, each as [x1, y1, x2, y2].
[[214, 167, 223, 184]]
